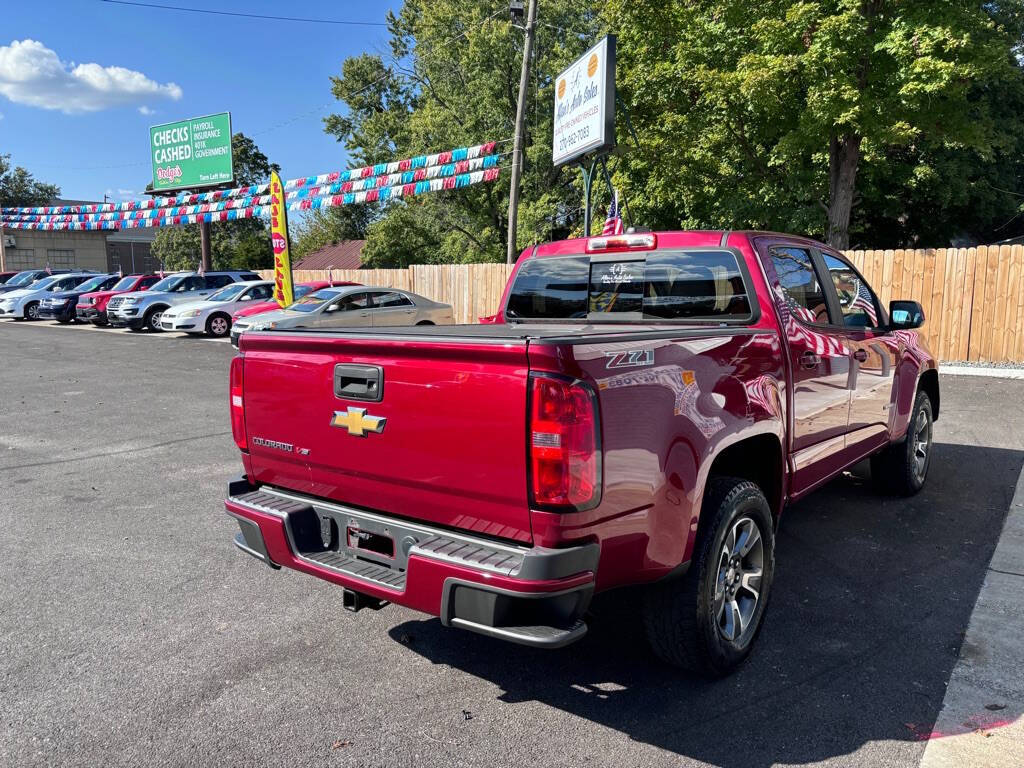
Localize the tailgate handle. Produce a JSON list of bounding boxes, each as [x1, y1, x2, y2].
[[334, 364, 383, 402]]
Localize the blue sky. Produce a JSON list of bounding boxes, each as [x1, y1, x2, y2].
[[0, 0, 403, 202]]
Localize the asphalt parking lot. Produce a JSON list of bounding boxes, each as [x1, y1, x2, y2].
[[1, 319, 1022, 768]]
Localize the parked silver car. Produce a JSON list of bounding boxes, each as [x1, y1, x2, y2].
[[230, 286, 454, 346]]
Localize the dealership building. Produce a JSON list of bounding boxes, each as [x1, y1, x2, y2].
[[2, 200, 160, 274]]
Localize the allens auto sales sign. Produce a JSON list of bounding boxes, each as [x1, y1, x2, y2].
[[552, 36, 616, 168]]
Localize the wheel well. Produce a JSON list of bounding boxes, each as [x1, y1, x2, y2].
[[919, 369, 939, 421], [415, 320, 435, 325], [706, 435, 784, 520], [145, 304, 168, 315]]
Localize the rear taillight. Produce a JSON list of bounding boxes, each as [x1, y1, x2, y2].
[[230, 355, 247, 451], [529, 375, 601, 511]]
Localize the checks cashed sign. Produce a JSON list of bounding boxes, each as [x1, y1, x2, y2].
[[552, 36, 616, 167], [149, 112, 233, 192]]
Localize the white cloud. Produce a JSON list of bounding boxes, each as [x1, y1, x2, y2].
[[0, 39, 183, 113], [117, 188, 134, 196], [138, 105, 154, 115]]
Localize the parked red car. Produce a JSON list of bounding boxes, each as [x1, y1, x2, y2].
[[77, 274, 160, 325], [225, 230, 938, 675], [230, 280, 359, 323]]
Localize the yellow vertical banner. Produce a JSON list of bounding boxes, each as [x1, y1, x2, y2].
[[269, 171, 294, 308]]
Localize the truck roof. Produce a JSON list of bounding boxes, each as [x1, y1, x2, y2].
[[528, 230, 832, 258]]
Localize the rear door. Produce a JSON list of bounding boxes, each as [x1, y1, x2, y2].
[[763, 245, 852, 495], [369, 291, 417, 326], [817, 251, 896, 453]]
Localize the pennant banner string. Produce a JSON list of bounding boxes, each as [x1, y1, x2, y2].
[[1, 142, 502, 216], [2, 168, 502, 231]]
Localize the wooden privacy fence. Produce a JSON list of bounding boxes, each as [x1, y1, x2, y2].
[[261, 244, 1024, 363], [258, 264, 515, 325], [847, 245, 1024, 364]]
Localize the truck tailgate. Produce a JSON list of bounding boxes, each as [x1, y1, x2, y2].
[[239, 332, 534, 543]]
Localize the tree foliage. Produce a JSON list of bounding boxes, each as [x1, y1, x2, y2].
[[323, 0, 602, 267], [152, 133, 280, 271], [604, 0, 1024, 248], [321, 1, 1024, 260], [0, 154, 60, 208]]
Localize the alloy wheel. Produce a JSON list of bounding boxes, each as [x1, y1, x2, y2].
[[912, 407, 932, 483], [714, 516, 765, 645], [210, 316, 229, 336]]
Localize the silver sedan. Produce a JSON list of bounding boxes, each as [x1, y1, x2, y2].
[[231, 286, 454, 345]]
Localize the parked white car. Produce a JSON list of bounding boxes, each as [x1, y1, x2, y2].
[[159, 280, 275, 337], [0, 273, 98, 320]]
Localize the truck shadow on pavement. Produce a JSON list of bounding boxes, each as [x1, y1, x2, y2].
[[389, 442, 1023, 767]]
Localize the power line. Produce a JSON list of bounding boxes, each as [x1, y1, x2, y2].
[[98, 0, 387, 26]]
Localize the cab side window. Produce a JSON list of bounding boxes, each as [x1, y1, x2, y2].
[[770, 247, 831, 325], [335, 292, 373, 311], [178, 276, 206, 291], [374, 292, 413, 308], [247, 285, 273, 301], [204, 275, 234, 289], [821, 253, 882, 329]]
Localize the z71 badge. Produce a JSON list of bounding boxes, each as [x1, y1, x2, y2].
[[605, 349, 654, 369]]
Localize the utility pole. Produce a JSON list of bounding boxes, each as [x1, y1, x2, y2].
[[506, 0, 538, 265]]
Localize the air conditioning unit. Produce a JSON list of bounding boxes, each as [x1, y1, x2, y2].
[[2, 235, 15, 248]]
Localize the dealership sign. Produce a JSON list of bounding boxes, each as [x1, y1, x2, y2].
[[552, 36, 616, 168], [149, 112, 234, 192]]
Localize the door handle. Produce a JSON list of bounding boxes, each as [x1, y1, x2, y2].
[[852, 349, 868, 363], [799, 351, 821, 369]]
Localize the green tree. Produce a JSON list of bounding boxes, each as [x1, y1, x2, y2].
[[152, 133, 280, 270], [0, 154, 60, 208], [605, 0, 1024, 248], [323, 0, 602, 267]]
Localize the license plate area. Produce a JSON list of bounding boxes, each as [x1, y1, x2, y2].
[[307, 508, 407, 570], [347, 526, 394, 559]]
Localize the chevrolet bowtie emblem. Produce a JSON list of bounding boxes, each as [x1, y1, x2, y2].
[[331, 407, 387, 437]]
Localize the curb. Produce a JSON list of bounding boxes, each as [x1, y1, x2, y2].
[[939, 366, 1024, 380], [919, 463, 1024, 767]]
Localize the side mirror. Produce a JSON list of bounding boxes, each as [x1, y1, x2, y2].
[[890, 300, 925, 330], [324, 303, 341, 313]]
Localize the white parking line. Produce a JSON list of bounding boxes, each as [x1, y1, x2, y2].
[[0, 318, 230, 342]]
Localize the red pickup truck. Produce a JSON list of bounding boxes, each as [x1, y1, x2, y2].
[[225, 230, 938, 675]]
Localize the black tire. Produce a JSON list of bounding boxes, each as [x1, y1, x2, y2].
[[643, 477, 775, 676], [870, 390, 933, 496], [144, 306, 165, 332], [23, 302, 40, 321], [206, 313, 231, 337], [91, 318, 108, 327], [56, 313, 73, 324]]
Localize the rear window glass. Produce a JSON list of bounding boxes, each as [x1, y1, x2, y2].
[[505, 251, 752, 321]]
